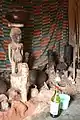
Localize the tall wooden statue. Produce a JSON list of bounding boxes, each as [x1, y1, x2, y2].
[[8, 27, 23, 74]]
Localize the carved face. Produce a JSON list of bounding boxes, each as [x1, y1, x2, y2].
[[10, 28, 22, 43], [11, 33, 22, 43]]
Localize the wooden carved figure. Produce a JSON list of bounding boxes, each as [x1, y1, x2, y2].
[[8, 27, 23, 74]]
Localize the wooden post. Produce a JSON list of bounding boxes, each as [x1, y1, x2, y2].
[[73, 45, 76, 81], [10, 63, 29, 103]]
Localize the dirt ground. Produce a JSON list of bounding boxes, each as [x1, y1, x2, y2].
[[0, 69, 80, 120], [31, 94, 80, 120], [0, 101, 35, 120]]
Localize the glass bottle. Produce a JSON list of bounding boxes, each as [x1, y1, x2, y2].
[[50, 89, 60, 118], [55, 70, 61, 83]]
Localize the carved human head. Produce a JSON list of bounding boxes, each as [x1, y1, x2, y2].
[[10, 27, 22, 43]]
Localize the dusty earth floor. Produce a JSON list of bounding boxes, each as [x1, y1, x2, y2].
[[0, 70, 80, 120], [30, 93, 80, 120]]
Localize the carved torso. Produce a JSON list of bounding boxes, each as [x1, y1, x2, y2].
[[10, 42, 23, 63]]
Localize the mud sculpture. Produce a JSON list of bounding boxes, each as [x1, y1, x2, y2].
[[8, 27, 29, 103]]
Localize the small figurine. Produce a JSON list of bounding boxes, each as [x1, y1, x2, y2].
[[25, 52, 29, 63], [8, 27, 23, 74], [7, 88, 21, 101], [0, 94, 9, 111], [55, 70, 61, 83]]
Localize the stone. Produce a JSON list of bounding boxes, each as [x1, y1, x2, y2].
[[0, 94, 9, 111], [31, 85, 39, 98], [1, 101, 9, 111]]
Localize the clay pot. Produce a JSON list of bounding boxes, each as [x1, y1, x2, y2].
[[5, 10, 29, 24]]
